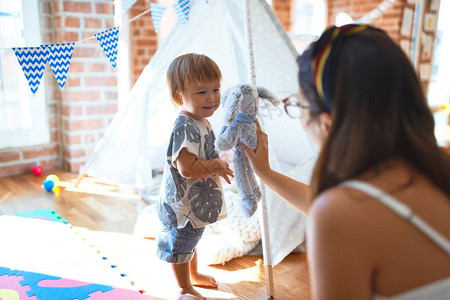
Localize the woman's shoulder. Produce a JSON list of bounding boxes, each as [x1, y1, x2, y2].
[[308, 182, 390, 239]]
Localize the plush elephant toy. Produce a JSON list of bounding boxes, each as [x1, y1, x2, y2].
[[215, 83, 280, 217]]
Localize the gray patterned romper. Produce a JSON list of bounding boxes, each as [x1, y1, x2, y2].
[[156, 114, 227, 263]]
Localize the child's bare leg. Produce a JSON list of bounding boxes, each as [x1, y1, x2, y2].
[[189, 251, 218, 288], [172, 262, 206, 300]]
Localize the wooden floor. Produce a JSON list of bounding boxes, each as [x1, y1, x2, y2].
[[0, 170, 311, 300]]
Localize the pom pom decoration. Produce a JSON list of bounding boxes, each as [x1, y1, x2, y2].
[[32, 165, 43, 176], [46, 174, 60, 185], [43, 179, 55, 192]]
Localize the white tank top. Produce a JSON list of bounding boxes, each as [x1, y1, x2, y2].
[[340, 180, 450, 300]]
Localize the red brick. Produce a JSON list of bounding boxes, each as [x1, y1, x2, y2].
[[64, 2, 92, 13], [69, 62, 85, 73], [0, 150, 21, 163], [62, 105, 83, 116], [63, 147, 86, 158], [40, 159, 59, 172], [54, 16, 63, 27], [0, 163, 35, 178], [105, 19, 115, 28], [85, 76, 117, 87], [53, 1, 63, 13], [66, 17, 80, 28], [42, 2, 51, 14], [49, 116, 57, 128], [23, 145, 58, 159], [86, 104, 118, 115], [73, 47, 101, 58], [85, 18, 101, 29], [95, 3, 112, 14], [51, 131, 59, 143], [67, 119, 104, 131], [64, 160, 85, 173], [66, 77, 80, 87], [88, 63, 107, 72], [137, 39, 157, 47], [56, 31, 79, 43], [64, 91, 101, 101]]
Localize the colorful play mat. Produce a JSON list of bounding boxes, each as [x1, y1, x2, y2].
[[0, 210, 153, 300]]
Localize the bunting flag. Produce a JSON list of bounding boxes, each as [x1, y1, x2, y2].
[[150, 3, 166, 33], [12, 46, 49, 95], [123, 0, 138, 13], [44, 43, 75, 90], [94, 27, 120, 68], [173, 0, 190, 24]]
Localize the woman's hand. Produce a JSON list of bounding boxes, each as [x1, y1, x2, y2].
[[240, 120, 271, 175]]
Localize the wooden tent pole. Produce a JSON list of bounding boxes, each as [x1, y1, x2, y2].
[[243, 0, 274, 297]]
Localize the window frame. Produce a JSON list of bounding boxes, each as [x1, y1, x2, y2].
[[0, 0, 50, 149]]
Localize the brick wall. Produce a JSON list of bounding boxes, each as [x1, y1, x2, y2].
[[129, 0, 158, 85], [327, 0, 407, 43], [273, 0, 292, 31]]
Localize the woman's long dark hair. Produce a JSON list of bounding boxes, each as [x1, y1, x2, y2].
[[298, 26, 450, 199]]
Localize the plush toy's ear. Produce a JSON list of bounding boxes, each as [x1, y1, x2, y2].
[[257, 86, 280, 106], [222, 86, 242, 123]]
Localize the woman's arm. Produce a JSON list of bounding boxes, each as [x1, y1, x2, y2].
[[241, 121, 311, 215]]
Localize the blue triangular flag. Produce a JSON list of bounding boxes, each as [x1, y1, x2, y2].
[[173, 0, 190, 24], [94, 27, 119, 68], [150, 3, 166, 33], [123, 0, 138, 13], [13, 46, 49, 95], [44, 43, 75, 90]]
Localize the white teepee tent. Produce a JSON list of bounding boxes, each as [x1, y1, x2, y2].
[[79, 0, 317, 292]]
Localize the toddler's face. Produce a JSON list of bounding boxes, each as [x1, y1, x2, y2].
[[179, 80, 221, 120]]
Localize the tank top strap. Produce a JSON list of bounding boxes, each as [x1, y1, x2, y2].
[[340, 180, 450, 256]]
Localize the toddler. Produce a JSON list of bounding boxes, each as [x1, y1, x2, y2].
[[156, 53, 233, 300]]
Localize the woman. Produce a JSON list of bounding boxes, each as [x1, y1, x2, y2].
[[242, 25, 450, 299]]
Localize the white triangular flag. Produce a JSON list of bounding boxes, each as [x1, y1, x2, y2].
[[94, 27, 120, 68], [44, 43, 75, 90], [123, 0, 138, 13], [12, 46, 49, 95], [173, 0, 190, 24], [150, 3, 166, 33]]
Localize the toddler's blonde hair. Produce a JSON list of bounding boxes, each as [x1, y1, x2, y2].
[[167, 53, 222, 106]]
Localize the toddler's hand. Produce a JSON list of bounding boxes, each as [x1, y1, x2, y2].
[[211, 159, 234, 184]]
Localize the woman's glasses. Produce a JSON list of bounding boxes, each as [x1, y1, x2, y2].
[[282, 94, 310, 119]]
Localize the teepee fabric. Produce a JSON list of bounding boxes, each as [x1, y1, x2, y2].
[[173, 0, 190, 24], [94, 27, 120, 68], [13, 47, 49, 95], [45, 43, 75, 90], [83, 0, 317, 266], [150, 3, 167, 33]]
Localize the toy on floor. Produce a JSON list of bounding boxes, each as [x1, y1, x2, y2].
[[215, 83, 279, 217], [42, 174, 60, 194], [32, 165, 43, 176]]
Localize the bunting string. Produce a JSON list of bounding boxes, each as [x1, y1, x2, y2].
[[1, 0, 203, 94]]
